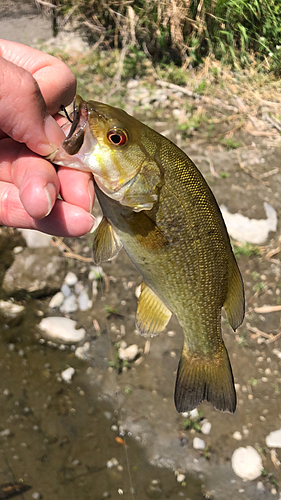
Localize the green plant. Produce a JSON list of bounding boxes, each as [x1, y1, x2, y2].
[[248, 377, 258, 387], [183, 411, 204, 431], [108, 342, 130, 373], [252, 282, 265, 293], [233, 243, 261, 258], [219, 171, 230, 179]]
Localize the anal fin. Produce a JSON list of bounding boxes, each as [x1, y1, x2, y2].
[[136, 283, 172, 337], [92, 216, 123, 265], [174, 343, 236, 413]]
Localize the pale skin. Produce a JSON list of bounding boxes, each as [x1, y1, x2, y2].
[[0, 39, 95, 236]]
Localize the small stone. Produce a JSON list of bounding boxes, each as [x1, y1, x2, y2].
[[231, 446, 263, 480], [75, 342, 90, 360], [189, 409, 199, 419], [61, 283, 71, 297], [118, 344, 139, 361], [257, 481, 265, 492], [32, 493, 41, 499], [49, 292, 64, 309], [88, 266, 103, 280], [266, 429, 281, 448], [233, 431, 242, 441], [60, 294, 78, 313], [0, 429, 11, 437], [107, 458, 119, 468], [177, 474, 186, 483], [0, 300, 25, 317], [193, 437, 205, 450], [38, 317, 86, 343], [61, 367, 75, 383], [64, 271, 78, 286], [78, 289, 92, 311], [13, 246, 23, 254], [201, 421, 212, 435]]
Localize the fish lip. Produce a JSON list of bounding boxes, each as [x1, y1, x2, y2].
[[62, 96, 89, 155]]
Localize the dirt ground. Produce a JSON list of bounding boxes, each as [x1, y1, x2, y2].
[[1, 2, 281, 500]]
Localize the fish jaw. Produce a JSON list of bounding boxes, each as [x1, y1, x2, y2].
[[50, 95, 162, 211]]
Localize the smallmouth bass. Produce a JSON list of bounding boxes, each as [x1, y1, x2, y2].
[[52, 95, 245, 413]]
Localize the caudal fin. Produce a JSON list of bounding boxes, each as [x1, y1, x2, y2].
[[174, 344, 236, 413]]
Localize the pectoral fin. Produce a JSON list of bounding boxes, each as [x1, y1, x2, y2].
[[136, 283, 172, 336], [174, 343, 236, 413], [224, 258, 245, 331], [92, 217, 123, 265]]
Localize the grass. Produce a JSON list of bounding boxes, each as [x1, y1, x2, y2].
[[233, 243, 261, 258]]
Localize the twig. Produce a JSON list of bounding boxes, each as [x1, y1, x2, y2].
[[263, 113, 281, 132], [254, 305, 281, 313], [35, 0, 57, 8], [236, 151, 269, 185], [52, 237, 93, 263], [191, 155, 218, 177], [247, 325, 281, 343]]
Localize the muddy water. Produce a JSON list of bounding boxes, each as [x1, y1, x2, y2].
[[0, 287, 203, 500]]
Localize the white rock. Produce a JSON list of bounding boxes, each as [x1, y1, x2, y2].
[[220, 202, 277, 244], [75, 342, 90, 360], [78, 289, 92, 311], [266, 429, 281, 448], [49, 292, 64, 309], [177, 474, 185, 483], [38, 317, 86, 343], [60, 294, 78, 313], [13, 246, 23, 254], [88, 266, 104, 280], [107, 458, 119, 468], [64, 271, 78, 286], [19, 229, 53, 247], [61, 367, 75, 383], [61, 283, 71, 297], [0, 300, 24, 316], [193, 437, 205, 450], [231, 446, 263, 480], [201, 421, 212, 435], [118, 344, 139, 361], [233, 431, 242, 441]]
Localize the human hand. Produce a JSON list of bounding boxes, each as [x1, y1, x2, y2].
[[0, 39, 95, 237]]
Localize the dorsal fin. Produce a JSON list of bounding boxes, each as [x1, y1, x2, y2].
[[92, 216, 123, 265], [224, 256, 245, 331], [136, 283, 172, 336]]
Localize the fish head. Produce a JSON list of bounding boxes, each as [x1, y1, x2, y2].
[[51, 96, 161, 209]]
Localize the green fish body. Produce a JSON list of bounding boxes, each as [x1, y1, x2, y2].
[[52, 96, 245, 413]]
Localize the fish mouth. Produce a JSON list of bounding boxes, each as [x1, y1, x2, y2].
[[48, 96, 97, 172]]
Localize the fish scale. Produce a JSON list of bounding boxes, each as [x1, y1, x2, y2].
[[51, 95, 245, 413]]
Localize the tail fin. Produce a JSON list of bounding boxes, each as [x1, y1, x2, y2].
[[174, 343, 236, 413]]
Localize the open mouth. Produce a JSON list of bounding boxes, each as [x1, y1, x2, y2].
[[61, 96, 89, 155]]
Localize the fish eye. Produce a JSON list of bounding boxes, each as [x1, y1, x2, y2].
[[107, 129, 127, 147]]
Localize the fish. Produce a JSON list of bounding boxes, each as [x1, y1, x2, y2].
[[51, 95, 245, 413]]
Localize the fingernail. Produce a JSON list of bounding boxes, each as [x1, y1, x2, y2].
[[44, 183, 57, 217], [89, 214, 96, 232], [88, 179, 95, 212], [43, 114, 65, 155]]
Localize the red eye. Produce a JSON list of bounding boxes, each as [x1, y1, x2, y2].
[[107, 129, 127, 146]]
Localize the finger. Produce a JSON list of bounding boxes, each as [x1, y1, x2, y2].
[[0, 182, 95, 237], [0, 56, 65, 156], [57, 167, 95, 213], [0, 138, 60, 219], [0, 39, 76, 115]]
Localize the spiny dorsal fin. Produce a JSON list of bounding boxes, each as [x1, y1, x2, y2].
[[174, 343, 236, 413], [136, 283, 172, 337], [224, 257, 245, 331], [92, 216, 123, 265]]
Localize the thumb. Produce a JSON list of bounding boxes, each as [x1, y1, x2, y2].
[[0, 56, 65, 156]]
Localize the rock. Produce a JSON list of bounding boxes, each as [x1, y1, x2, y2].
[[0, 300, 25, 322], [231, 446, 263, 480], [78, 289, 92, 311], [176, 473, 186, 483], [220, 202, 277, 244], [233, 431, 242, 441], [19, 229, 53, 248], [64, 271, 78, 286], [193, 437, 205, 450], [61, 284, 71, 297], [75, 342, 90, 360], [118, 344, 139, 361], [266, 429, 281, 448], [2, 247, 65, 298], [88, 266, 104, 280], [61, 367, 75, 383], [38, 317, 86, 343], [201, 421, 212, 435], [60, 294, 78, 313], [107, 457, 119, 468], [49, 292, 64, 309]]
